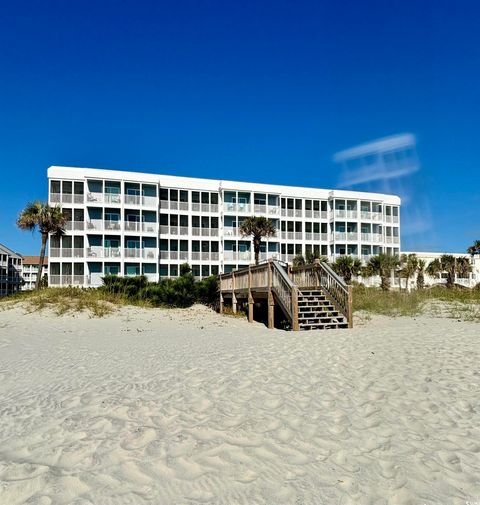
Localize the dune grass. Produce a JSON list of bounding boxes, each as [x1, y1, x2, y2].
[[353, 284, 480, 321], [0, 287, 152, 317]]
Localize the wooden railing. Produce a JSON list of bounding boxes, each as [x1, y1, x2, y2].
[[219, 259, 352, 330], [290, 260, 352, 328]]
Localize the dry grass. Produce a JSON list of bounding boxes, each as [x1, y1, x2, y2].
[[0, 287, 152, 318], [353, 284, 480, 321]]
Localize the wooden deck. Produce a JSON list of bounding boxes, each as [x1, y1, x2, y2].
[[219, 259, 352, 331]]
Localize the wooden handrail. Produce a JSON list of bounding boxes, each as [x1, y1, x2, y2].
[[219, 259, 352, 329], [291, 260, 352, 327]]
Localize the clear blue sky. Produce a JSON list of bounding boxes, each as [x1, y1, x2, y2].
[[1, 0, 479, 254]]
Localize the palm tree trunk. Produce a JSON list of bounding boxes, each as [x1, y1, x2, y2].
[[253, 238, 260, 265], [36, 233, 48, 290]]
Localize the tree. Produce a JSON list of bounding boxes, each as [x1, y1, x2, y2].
[[399, 253, 418, 291], [305, 249, 328, 264], [467, 240, 480, 256], [456, 256, 472, 280], [426, 258, 442, 280], [425, 255, 471, 288], [416, 259, 426, 290], [239, 217, 276, 265], [17, 202, 67, 289], [292, 254, 306, 267], [365, 254, 400, 291], [331, 255, 362, 284]]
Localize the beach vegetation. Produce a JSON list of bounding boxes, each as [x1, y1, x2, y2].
[[239, 217, 276, 265]]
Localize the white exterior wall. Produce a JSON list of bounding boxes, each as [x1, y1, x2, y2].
[[47, 166, 401, 287], [21, 263, 47, 290]]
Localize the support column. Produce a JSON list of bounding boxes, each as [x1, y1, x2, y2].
[[267, 260, 275, 329], [347, 285, 353, 328], [248, 265, 253, 323], [292, 287, 300, 331], [232, 271, 237, 313], [219, 291, 224, 314]]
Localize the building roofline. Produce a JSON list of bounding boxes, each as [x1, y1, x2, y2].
[[47, 165, 402, 204]]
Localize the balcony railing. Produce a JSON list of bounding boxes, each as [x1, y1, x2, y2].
[[224, 203, 250, 213], [346, 232, 358, 241], [65, 221, 85, 231], [124, 221, 142, 232], [104, 220, 121, 231], [304, 232, 328, 241], [49, 275, 87, 286], [160, 201, 189, 211], [86, 219, 103, 231], [268, 205, 280, 215], [50, 248, 85, 258], [224, 227, 240, 237]]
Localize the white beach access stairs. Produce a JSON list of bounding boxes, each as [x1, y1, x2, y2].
[[219, 259, 352, 330]]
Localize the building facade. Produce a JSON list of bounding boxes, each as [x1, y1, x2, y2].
[[21, 256, 48, 290], [0, 243, 23, 296], [47, 166, 401, 287]]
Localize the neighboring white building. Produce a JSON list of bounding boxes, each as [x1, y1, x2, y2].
[[47, 166, 401, 287], [401, 251, 480, 289], [0, 243, 23, 296], [21, 256, 48, 290]]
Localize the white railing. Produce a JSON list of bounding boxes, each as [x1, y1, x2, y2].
[[86, 246, 104, 258], [50, 193, 61, 203], [142, 222, 157, 233], [361, 233, 371, 241], [65, 221, 85, 231], [124, 221, 141, 232], [104, 220, 121, 231], [124, 248, 142, 258], [372, 212, 383, 221], [334, 232, 346, 241], [143, 248, 157, 260], [254, 204, 267, 213], [346, 210, 357, 219], [103, 247, 121, 258], [372, 233, 383, 243], [346, 232, 358, 241], [86, 219, 103, 231], [104, 194, 121, 204], [268, 205, 280, 214], [334, 210, 346, 218], [86, 192, 103, 203]]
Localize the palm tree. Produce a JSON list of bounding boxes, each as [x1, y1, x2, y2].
[[305, 249, 328, 264], [426, 255, 467, 288], [17, 202, 67, 289], [365, 253, 400, 291], [292, 254, 306, 267], [239, 216, 276, 265], [399, 253, 418, 291], [440, 254, 456, 288], [456, 256, 472, 280], [467, 240, 480, 256], [332, 255, 362, 284], [416, 259, 426, 290], [426, 258, 442, 280]]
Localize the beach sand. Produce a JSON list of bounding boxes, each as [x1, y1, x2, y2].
[[0, 304, 479, 504]]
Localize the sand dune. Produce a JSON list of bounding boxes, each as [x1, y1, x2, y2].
[[0, 304, 479, 504]]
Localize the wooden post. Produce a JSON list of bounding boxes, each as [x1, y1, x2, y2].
[[232, 271, 237, 313], [267, 261, 274, 329], [292, 287, 300, 331], [219, 290, 224, 314], [347, 284, 353, 328], [248, 266, 254, 323]]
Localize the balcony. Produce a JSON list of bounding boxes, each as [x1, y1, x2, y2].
[[346, 232, 358, 241], [372, 233, 383, 243], [304, 232, 328, 241], [86, 246, 104, 258], [334, 210, 346, 219], [124, 195, 157, 207], [50, 248, 84, 258], [361, 233, 372, 241], [49, 275, 87, 286], [86, 219, 103, 231], [224, 227, 240, 237], [334, 232, 346, 241], [65, 221, 85, 231], [372, 212, 383, 221], [103, 247, 121, 259], [104, 220, 121, 232], [124, 248, 142, 259], [223, 251, 251, 261], [124, 221, 142, 232], [268, 205, 280, 215], [160, 201, 189, 211], [142, 222, 158, 233], [224, 203, 250, 213], [254, 204, 267, 214]]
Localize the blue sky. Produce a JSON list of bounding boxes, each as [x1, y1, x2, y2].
[[1, 0, 479, 254]]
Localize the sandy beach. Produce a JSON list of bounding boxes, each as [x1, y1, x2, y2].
[[0, 304, 479, 505]]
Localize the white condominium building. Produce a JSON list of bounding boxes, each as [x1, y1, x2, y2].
[[47, 166, 401, 287], [0, 243, 23, 296], [21, 256, 48, 290]]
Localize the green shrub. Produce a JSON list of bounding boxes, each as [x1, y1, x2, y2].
[[195, 276, 219, 307]]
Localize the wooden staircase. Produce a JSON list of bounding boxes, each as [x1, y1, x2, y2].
[[219, 259, 352, 331]]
